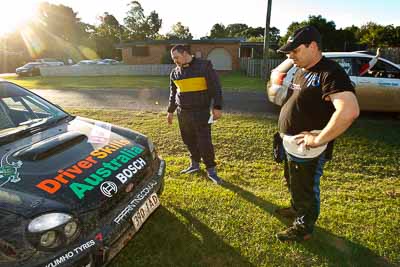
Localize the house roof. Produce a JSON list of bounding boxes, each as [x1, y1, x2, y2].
[[115, 38, 243, 48]]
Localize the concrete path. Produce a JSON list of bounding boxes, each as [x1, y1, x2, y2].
[[32, 88, 280, 116]]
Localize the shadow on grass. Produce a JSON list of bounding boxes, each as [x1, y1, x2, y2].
[[222, 181, 395, 267], [112, 206, 253, 267]]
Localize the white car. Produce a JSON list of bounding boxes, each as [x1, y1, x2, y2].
[[35, 58, 64, 66], [97, 59, 121, 65], [72, 60, 100, 66], [267, 52, 400, 112]]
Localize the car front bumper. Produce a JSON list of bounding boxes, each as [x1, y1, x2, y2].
[[20, 158, 166, 267]]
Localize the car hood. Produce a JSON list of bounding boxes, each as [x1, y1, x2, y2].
[[0, 116, 150, 217]]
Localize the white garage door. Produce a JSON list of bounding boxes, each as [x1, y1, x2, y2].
[[207, 48, 232, 71]]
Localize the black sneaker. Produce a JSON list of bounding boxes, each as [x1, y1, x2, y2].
[[274, 207, 296, 218], [276, 226, 312, 242], [206, 167, 223, 185], [180, 165, 200, 174]]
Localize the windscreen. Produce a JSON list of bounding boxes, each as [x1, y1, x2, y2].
[[0, 82, 67, 137]]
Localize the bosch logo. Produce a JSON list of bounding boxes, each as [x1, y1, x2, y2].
[[100, 181, 118, 198]]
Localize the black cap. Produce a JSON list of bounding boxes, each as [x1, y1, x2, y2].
[[278, 26, 321, 53]]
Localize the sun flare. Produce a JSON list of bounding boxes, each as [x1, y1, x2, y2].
[[0, 1, 39, 35]]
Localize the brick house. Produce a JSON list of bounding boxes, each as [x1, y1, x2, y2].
[[115, 39, 241, 71]]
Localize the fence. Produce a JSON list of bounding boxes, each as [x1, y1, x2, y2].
[[377, 47, 400, 64], [240, 58, 284, 79], [40, 64, 175, 77]]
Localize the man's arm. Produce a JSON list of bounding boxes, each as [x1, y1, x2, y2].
[[359, 48, 381, 76], [206, 62, 223, 119], [167, 73, 178, 124], [296, 91, 360, 148]]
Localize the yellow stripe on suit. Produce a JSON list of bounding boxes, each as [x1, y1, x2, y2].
[[174, 77, 208, 93]]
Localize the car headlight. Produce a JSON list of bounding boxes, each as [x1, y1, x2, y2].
[[64, 221, 79, 238], [27, 213, 80, 250], [40, 230, 58, 248], [28, 213, 71, 233]]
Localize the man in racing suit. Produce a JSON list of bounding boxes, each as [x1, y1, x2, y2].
[[167, 45, 223, 184]]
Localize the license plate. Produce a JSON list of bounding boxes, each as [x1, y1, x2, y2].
[[131, 193, 160, 231]]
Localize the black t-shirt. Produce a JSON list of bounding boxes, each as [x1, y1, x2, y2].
[[279, 56, 355, 135]]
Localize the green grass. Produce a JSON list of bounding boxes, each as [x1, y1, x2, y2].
[[3, 72, 266, 91], [70, 109, 400, 267]]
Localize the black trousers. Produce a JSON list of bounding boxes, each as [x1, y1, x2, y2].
[[284, 152, 326, 233], [177, 108, 216, 168]]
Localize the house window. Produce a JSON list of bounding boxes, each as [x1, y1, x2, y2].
[[132, 46, 149, 57]]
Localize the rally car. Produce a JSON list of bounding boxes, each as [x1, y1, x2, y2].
[[0, 80, 165, 267]]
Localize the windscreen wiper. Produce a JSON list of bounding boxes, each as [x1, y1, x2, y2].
[[0, 115, 73, 145]]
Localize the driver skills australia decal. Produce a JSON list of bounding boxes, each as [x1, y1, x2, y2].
[[35, 139, 147, 199], [0, 150, 23, 187]]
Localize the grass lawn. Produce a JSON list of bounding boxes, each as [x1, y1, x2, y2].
[[3, 72, 266, 91], [70, 109, 399, 267]]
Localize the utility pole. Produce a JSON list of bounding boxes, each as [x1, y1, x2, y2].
[[263, 0, 272, 60]]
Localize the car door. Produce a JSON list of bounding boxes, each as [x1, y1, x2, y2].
[[352, 57, 400, 112]]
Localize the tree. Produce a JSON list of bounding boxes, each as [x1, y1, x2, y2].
[[358, 22, 385, 47], [166, 22, 193, 40], [15, 2, 97, 61], [36, 2, 90, 45], [146, 11, 162, 39], [281, 15, 338, 51], [208, 23, 279, 43], [123, 1, 162, 40], [92, 12, 124, 59], [225, 23, 249, 37], [209, 23, 227, 38]]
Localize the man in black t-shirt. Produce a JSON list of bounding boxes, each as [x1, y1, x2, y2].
[[274, 26, 360, 242]]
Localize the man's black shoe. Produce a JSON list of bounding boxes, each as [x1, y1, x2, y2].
[[180, 165, 200, 174], [206, 167, 223, 185], [276, 226, 312, 242]]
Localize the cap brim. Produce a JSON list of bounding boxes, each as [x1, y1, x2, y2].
[[277, 42, 299, 53]]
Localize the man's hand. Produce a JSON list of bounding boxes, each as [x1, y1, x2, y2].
[[167, 112, 174, 125], [294, 131, 322, 148], [376, 47, 381, 57], [212, 108, 222, 120]]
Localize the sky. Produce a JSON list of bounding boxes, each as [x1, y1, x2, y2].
[[0, 0, 399, 38]]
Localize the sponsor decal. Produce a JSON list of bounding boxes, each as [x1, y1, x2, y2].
[[337, 60, 352, 75], [113, 180, 158, 224], [88, 121, 112, 144], [36, 139, 147, 199], [304, 72, 320, 87], [100, 181, 118, 198], [289, 83, 301, 91], [0, 160, 23, 187], [378, 82, 399, 87], [45, 240, 95, 267]]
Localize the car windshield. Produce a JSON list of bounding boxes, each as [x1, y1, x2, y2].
[[0, 82, 69, 140]]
